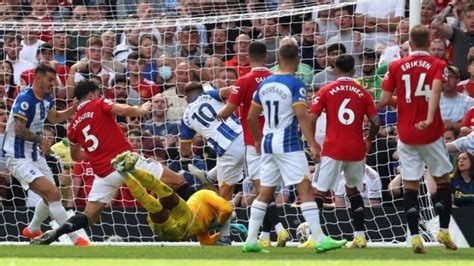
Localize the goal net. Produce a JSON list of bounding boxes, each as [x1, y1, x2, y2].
[[0, 0, 439, 246]]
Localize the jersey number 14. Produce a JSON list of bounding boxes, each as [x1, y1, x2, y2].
[[402, 73, 430, 103]]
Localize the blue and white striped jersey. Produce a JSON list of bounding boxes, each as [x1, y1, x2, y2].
[[2, 87, 54, 160], [253, 74, 307, 154], [181, 89, 242, 156]]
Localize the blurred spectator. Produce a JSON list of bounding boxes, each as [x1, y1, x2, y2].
[[156, 24, 179, 58], [354, 0, 405, 46], [177, 25, 209, 69], [125, 51, 160, 101], [334, 165, 382, 208], [101, 31, 126, 74], [355, 49, 382, 102], [444, 126, 460, 143], [312, 42, 346, 90], [271, 37, 313, 86], [440, 65, 474, 130], [378, 19, 409, 65], [330, 8, 372, 76], [451, 152, 474, 207], [105, 74, 140, 107], [429, 38, 448, 61], [259, 18, 283, 67], [163, 61, 194, 121], [3, 32, 34, 86], [52, 30, 77, 67], [388, 171, 437, 199], [87, 0, 109, 21], [138, 34, 159, 83], [208, 27, 232, 61], [69, 5, 91, 54], [315, 45, 327, 72], [114, 25, 140, 64], [300, 19, 323, 69], [128, 128, 143, 152], [431, 2, 474, 80], [116, 0, 161, 20], [218, 67, 238, 87], [19, 18, 45, 66], [156, 55, 177, 90], [204, 56, 224, 82], [457, 55, 474, 97], [224, 34, 251, 77], [421, 0, 437, 27], [135, 1, 157, 20], [144, 93, 179, 138], [311, 0, 338, 42]]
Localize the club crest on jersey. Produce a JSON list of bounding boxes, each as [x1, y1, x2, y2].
[[104, 98, 114, 105], [20, 101, 29, 111], [299, 87, 306, 101]]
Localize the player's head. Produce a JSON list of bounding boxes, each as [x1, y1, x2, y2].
[[34, 63, 57, 95], [277, 43, 300, 72], [248, 41, 267, 65], [409, 24, 430, 51], [184, 81, 204, 103], [334, 54, 355, 77], [74, 79, 101, 101]]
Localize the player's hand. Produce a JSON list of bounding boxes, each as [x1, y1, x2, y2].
[[254, 140, 262, 155], [216, 112, 227, 122], [140, 101, 152, 114], [415, 119, 432, 131], [209, 219, 221, 231], [310, 143, 321, 163], [39, 139, 51, 156]]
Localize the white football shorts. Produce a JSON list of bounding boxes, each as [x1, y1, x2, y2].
[[6, 157, 55, 190], [259, 151, 310, 187], [216, 133, 245, 186], [313, 156, 365, 192]]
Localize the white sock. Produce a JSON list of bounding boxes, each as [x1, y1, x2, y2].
[[246, 200, 267, 245], [28, 199, 50, 233], [48, 201, 79, 242], [220, 219, 231, 237], [440, 228, 449, 233], [300, 201, 325, 243], [274, 223, 284, 235], [354, 231, 365, 238], [259, 231, 270, 240]]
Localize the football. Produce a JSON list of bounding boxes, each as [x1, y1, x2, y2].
[[296, 222, 311, 243]]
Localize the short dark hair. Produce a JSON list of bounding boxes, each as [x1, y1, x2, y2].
[[410, 24, 430, 48], [37, 43, 53, 55], [327, 43, 347, 55], [334, 5, 353, 16], [468, 55, 474, 65], [74, 79, 100, 100], [35, 63, 57, 76], [222, 67, 238, 77], [184, 81, 203, 95], [278, 43, 299, 62], [335, 54, 355, 73], [359, 48, 377, 61], [111, 74, 127, 87], [248, 42, 267, 62]]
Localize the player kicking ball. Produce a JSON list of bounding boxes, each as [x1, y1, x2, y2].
[[242, 43, 346, 254], [380, 25, 457, 253], [308, 54, 380, 249]]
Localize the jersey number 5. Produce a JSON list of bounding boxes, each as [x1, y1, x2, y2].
[[82, 125, 99, 152], [402, 73, 430, 103]]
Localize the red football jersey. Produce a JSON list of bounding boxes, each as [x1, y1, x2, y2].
[[130, 77, 161, 101], [73, 161, 95, 208], [462, 108, 474, 128], [382, 51, 448, 145], [310, 77, 377, 161], [227, 67, 272, 146], [67, 98, 134, 177], [457, 79, 474, 98]]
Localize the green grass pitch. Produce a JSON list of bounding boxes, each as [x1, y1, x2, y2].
[[0, 246, 473, 266]]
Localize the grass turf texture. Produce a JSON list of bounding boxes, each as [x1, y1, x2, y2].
[[0, 246, 473, 266]]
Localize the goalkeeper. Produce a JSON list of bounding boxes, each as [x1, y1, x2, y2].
[[111, 151, 244, 244]]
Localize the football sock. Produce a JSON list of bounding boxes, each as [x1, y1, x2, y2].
[[259, 231, 270, 241], [208, 167, 218, 182], [175, 183, 196, 200], [160, 194, 180, 210], [28, 199, 50, 233], [315, 194, 324, 210], [220, 218, 231, 237], [262, 202, 277, 234], [49, 201, 82, 242], [54, 213, 89, 239], [435, 183, 452, 230], [404, 189, 420, 235], [124, 174, 163, 213], [300, 201, 325, 243], [246, 200, 267, 245], [275, 223, 284, 235], [348, 192, 365, 232]]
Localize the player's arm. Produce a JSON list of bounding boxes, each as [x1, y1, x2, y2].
[[69, 143, 87, 162], [205, 191, 233, 225], [218, 86, 233, 100], [197, 232, 221, 246], [416, 78, 444, 130], [378, 91, 397, 108], [14, 117, 43, 144], [47, 104, 77, 124], [294, 104, 320, 162], [366, 114, 381, 144], [217, 102, 239, 122], [110, 101, 151, 117], [430, 1, 455, 40], [179, 119, 196, 160], [247, 102, 262, 154]]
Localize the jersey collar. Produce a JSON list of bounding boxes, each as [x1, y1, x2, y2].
[[77, 100, 91, 111], [409, 51, 430, 56], [251, 67, 270, 72], [336, 77, 354, 82]]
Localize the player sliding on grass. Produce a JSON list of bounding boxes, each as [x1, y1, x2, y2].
[[111, 151, 246, 244], [242, 43, 346, 253], [308, 54, 380, 249], [380, 24, 457, 254]]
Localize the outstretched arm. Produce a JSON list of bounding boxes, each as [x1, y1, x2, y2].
[[110, 101, 151, 117]]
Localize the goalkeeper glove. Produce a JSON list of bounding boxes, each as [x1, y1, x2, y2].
[[230, 223, 248, 237]]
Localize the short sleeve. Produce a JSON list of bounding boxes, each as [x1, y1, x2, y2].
[[462, 108, 474, 127], [252, 86, 262, 107], [99, 98, 115, 115], [381, 63, 397, 93], [46, 95, 55, 112], [67, 125, 78, 145], [309, 89, 325, 116], [434, 60, 448, 83], [354, 0, 367, 14], [366, 170, 382, 199], [207, 89, 223, 102], [291, 80, 307, 107], [180, 119, 196, 142], [365, 92, 378, 116], [12, 94, 35, 121], [227, 78, 245, 106]]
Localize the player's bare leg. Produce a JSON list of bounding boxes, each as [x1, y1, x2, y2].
[[403, 180, 426, 254], [29, 177, 87, 246], [345, 186, 367, 248], [217, 182, 235, 245], [433, 174, 457, 250]]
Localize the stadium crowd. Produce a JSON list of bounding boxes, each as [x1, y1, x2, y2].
[[0, 0, 473, 214]]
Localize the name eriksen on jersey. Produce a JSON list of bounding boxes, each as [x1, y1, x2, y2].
[[400, 60, 432, 72], [72, 112, 94, 130], [329, 85, 364, 98]]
